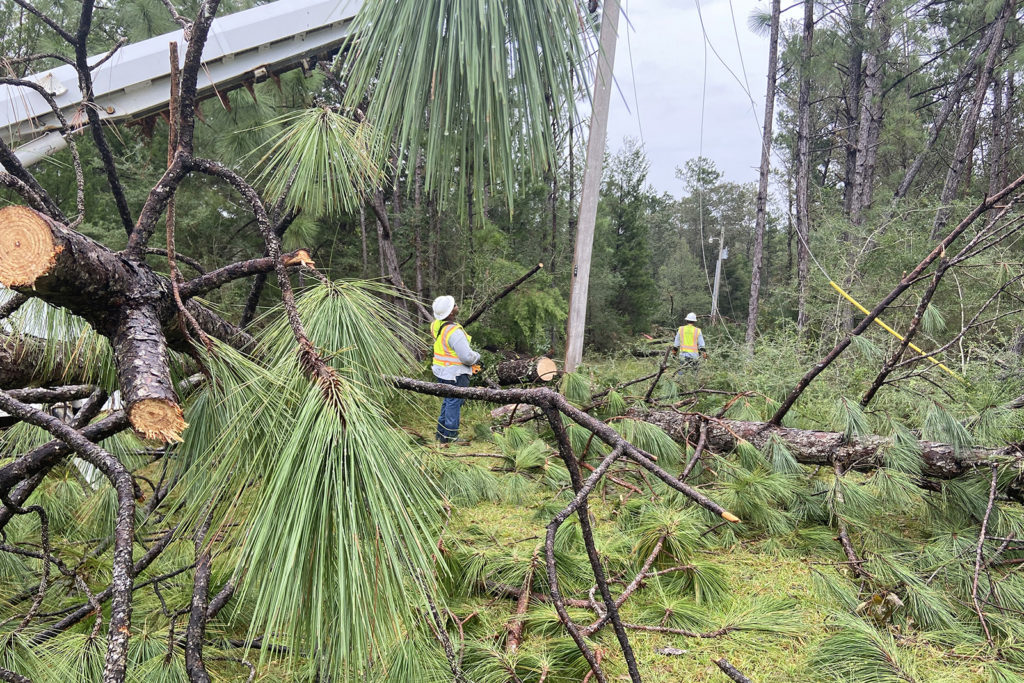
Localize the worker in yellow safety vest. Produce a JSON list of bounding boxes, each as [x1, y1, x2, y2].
[[431, 295, 481, 444], [671, 312, 707, 369]]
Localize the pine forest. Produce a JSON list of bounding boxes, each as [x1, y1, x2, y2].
[[3, 0, 1024, 681]]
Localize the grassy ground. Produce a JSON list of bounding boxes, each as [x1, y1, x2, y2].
[[430, 454, 999, 682], [392, 346, 1022, 682]]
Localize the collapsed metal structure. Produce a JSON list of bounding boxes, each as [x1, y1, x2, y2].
[[0, 0, 363, 165]]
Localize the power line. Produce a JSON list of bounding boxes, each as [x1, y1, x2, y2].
[[623, 0, 646, 147], [696, 10, 713, 295]]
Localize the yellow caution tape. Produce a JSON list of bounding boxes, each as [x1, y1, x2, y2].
[[829, 281, 959, 379]]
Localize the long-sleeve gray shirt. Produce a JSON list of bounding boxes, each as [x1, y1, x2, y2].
[[432, 325, 480, 380]]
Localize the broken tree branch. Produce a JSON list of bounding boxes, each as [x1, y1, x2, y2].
[[0, 390, 137, 682], [544, 406, 641, 683], [772, 173, 1024, 425], [714, 658, 753, 683], [973, 464, 998, 649], [464, 262, 544, 326], [392, 378, 739, 521]]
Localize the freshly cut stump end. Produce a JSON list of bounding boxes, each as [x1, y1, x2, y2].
[[535, 357, 558, 382], [0, 206, 57, 287], [129, 399, 187, 443]]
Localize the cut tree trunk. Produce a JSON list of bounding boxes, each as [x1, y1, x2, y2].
[[111, 304, 186, 442], [0, 205, 254, 441], [495, 357, 559, 385], [631, 408, 1024, 502]]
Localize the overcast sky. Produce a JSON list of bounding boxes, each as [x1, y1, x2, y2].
[[603, 0, 771, 198]]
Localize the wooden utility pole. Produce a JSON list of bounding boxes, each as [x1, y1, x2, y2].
[[564, 0, 620, 373], [710, 226, 726, 323]]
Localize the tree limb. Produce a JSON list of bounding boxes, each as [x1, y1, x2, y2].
[[464, 262, 544, 326]]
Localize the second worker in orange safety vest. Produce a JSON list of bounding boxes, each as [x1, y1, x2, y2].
[[431, 295, 481, 444], [671, 312, 707, 369]]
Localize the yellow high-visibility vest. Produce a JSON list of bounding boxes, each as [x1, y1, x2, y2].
[[677, 325, 701, 354], [432, 320, 471, 367]]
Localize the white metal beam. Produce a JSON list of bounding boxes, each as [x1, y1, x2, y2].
[[0, 0, 363, 165]]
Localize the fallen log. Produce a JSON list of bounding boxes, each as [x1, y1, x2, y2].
[[0, 333, 92, 389], [490, 403, 539, 421], [495, 357, 558, 385], [630, 408, 1024, 501]]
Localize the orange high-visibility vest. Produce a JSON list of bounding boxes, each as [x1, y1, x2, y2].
[[432, 320, 471, 367], [677, 325, 701, 354]]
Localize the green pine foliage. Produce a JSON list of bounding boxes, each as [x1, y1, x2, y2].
[[808, 614, 920, 682], [560, 372, 593, 406], [167, 281, 442, 677]]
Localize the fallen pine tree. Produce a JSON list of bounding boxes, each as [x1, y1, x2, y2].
[[629, 407, 1024, 502], [494, 356, 559, 385]]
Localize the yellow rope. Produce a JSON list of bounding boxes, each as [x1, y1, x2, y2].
[[828, 281, 959, 379]]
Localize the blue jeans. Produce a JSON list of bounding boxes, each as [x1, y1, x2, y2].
[[436, 373, 470, 442], [674, 355, 700, 376]]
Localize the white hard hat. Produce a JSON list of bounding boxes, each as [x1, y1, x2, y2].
[[432, 295, 456, 321], [685, 312, 697, 322]]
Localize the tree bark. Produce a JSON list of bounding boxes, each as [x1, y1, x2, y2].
[[932, 0, 1013, 238], [988, 75, 1005, 208], [495, 357, 558, 385], [714, 658, 752, 683], [745, 0, 781, 347], [358, 204, 368, 277], [842, 0, 866, 217], [848, 0, 891, 226], [184, 515, 214, 683], [632, 409, 1024, 502], [795, 0, 815, 332], [369, 192, 432, 322], [111, 303, 186, 442], [413, 154, 425, 297]]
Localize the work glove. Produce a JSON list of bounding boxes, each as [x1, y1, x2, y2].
[[471, 364, 482, 375], [670, 347, 678, 357], [700, 350, 708, 360]]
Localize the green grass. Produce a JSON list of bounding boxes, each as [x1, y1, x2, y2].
[[393, 341, 1024, 682], [435, 492, 999, 682]]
